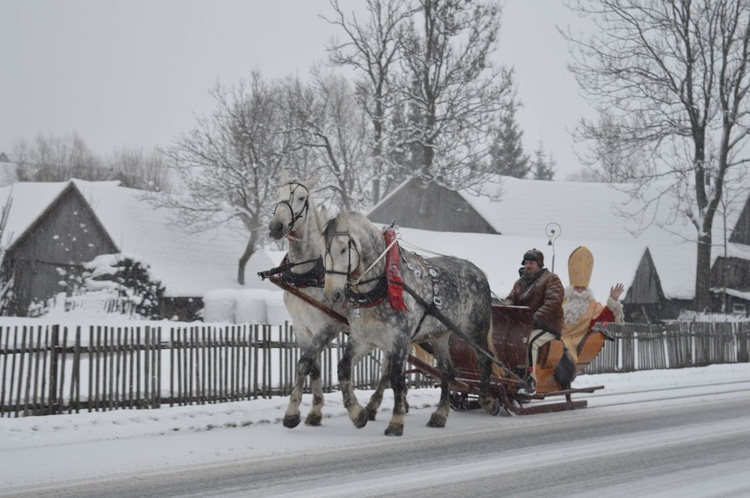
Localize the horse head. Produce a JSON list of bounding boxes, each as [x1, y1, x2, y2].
[[324, 211, 387, 303], [268, 174, 320, 240]]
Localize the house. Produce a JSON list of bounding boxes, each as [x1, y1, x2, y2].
[[0, 152, 19, 187], [711, 197, 750, 315], [368, 176, 749, 322], [1, 180, 276, 320], [367, 177, 498, 234]]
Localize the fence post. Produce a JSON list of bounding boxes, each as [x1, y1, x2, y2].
[[48, 325, 59, 414], [739, 323, 750, 363]]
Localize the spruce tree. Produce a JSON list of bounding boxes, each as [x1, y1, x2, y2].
[[531, 141, 556, 181], [489, 102, 530, 178]]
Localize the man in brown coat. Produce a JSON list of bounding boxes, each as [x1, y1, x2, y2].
[[505, 248, 565, 394]]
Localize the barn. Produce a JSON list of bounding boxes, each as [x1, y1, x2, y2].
[[1, 180, 276, 319]]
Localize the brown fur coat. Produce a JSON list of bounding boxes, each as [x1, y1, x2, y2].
[[505, 268, 565, 335]]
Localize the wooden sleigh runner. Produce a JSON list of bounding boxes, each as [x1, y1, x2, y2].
[[406, 304, 611, 415]]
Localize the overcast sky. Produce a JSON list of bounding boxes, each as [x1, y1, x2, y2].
[[1, 0, 594, 179]]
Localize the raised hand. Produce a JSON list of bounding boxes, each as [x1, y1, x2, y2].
[[610, 283, 625, 301]]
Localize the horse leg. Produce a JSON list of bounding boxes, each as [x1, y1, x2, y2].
[[384, 341, 409, 436], [427, 338, 455, 428], [304, 358, 324, 426], [284, 355, 314, 428], [478, 355, 502, 415], [338, 340, 368, 428], [365, 352, 410, 420], [284, 325, 339, 428]]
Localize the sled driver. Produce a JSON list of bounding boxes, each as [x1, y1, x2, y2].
[[504, 248, 565, 394]]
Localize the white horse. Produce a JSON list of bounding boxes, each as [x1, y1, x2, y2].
[[322, 211, 498, 436], [266, 174, 395, 427]]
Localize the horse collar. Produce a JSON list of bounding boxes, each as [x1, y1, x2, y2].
[[344, 228, 407, 311], [345, 275, 389, 308]]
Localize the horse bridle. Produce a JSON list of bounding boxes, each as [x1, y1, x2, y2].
[[324, 230, 361, 279], [324, 229, 394, 307], [271, 181, 310, 233], [267, 181, 322, 283]]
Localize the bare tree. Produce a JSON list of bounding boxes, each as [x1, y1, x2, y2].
[[397, 0, 515, 189], [12, 132, 105, 182], [162, 72, 303, 284], [286, 69, 372, 211], [325, 0, 419, 204], [566, 0, 750, 311], [104, 146, 175, 192]]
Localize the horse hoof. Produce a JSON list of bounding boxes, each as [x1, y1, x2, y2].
[[305, 413, 322, 426], [364, 406, 378, 421], [427, 413, 446, 428], [283, 414, 301, 429], [483, 400, 501, 416], [385, 423, 403, 436], [354, 410, 369, 428]]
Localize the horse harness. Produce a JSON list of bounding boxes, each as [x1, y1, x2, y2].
[[258, 255, 325, 288], [324, 228, 393, 308], [323, 226, 519, 377], [324, 227, 444, 338]]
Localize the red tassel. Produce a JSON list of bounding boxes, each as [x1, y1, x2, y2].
[[383, 229, 408, 311]]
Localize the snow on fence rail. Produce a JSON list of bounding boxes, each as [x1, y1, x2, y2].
[[1, 320, 749, 418]]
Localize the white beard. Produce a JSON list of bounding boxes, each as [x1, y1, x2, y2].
[[564, 286, 593, 325]]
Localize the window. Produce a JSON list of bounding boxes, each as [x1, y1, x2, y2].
[[732, 302, 747, 315]]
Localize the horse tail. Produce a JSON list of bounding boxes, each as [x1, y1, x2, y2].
[[554, 346, 577, 390]]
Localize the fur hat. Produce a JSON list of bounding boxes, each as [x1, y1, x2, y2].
[[568, 246, 594, 287], [521, 248, 544, 267]]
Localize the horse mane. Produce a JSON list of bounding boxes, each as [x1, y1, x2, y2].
[[322, 213, 340, 242], [308, 197, 326, 234]]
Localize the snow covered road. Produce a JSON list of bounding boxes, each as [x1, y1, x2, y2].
[[1, 363, 749, 497]]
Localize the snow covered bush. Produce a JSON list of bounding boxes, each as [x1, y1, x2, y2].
[[81, 254, 166, 320]]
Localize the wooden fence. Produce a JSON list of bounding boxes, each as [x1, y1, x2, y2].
[[0, 322, 437, 418], [1, 320, 749, 418], [588, 322, 750, 373]]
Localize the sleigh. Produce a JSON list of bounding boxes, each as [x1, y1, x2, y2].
[[263, 254, 608, 417], [406, 304, 610, 415]]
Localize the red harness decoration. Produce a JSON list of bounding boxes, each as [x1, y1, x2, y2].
[[383, 228, 408, 311]]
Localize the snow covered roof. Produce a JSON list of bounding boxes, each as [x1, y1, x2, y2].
[[375, 175, 748, 301], [392, 227, 646, 303], [0, 180, 276, 298], [460, 177, 749, 300], [0, 181, 69, 245]]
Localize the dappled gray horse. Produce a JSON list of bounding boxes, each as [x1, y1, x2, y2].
[[266, 175, 395, 427], [322, 211, 497, 436]]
